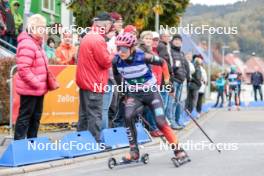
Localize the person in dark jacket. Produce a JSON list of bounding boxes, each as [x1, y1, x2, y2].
[[167, 34, 190, 129], [251, 67, 263, 101], [185, 54, 202, 113], [0, 0, 16, 50], [157, 31, 170, 62]]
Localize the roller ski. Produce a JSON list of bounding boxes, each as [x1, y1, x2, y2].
[[171, 148, 191, 167], [108, 149, 149, 169]]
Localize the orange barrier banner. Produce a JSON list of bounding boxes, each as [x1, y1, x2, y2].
[[12, 65, 79, 124]]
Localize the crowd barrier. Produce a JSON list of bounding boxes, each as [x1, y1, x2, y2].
[[0, 123, 151, 167]]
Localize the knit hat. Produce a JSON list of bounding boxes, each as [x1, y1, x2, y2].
[[172, 34, 182, 41], [124, 25, 137, 33], [109, 12, 122, 21]]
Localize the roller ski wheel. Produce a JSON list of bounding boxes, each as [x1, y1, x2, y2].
[[171, 150, 191, 167], [108, 157, 117, 169], [141, 153, 149, 164], [107, 153, 149, 169]]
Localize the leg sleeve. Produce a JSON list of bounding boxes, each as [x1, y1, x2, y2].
[[124, 96, 142, 150]]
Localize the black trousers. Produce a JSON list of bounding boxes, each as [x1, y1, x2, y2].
[[185, 88, 199, 113], [196, 93, 204, 113], [77, 89, 103, 142], [14, 95, 44, 140], [124, 91, 167, 151], [214, 91, 224, 107], [253, 85, 263, 101]]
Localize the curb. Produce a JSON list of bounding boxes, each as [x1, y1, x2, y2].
[[0, 110, 216, 176]]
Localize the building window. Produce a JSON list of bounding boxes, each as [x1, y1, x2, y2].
[[42, 0, 55, 14]]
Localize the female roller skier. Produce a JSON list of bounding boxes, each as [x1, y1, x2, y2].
[[112, 32, 189, 164]]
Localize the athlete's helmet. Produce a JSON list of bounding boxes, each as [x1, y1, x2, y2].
[[116, 32, 137, 48], [231, 65, 237, 72]]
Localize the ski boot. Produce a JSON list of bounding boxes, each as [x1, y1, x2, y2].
[[108, 148, 149, 169], [171, 148, 191, 167]]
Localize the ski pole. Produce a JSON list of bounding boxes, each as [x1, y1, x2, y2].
[[185, 109, 221, 154]]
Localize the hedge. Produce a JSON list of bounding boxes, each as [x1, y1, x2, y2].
[[0, 57, 16, 124]]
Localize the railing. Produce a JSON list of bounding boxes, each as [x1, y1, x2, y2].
[[7, 65, 17, 137], [0, 38, 16, 57]]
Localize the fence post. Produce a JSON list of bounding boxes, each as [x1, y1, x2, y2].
[[9, 65, 17, 137]]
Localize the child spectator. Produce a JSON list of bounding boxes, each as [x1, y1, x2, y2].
[[56, 32, 77, 65], [214, 73, 226, 108]]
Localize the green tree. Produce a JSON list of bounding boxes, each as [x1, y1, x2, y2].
[[68, 0, 189, 30]]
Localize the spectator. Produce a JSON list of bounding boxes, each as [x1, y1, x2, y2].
[[0, 10, 6, 36], [110, 12, 123, 34], [251, 66, 263, 101], [56, 32, 77, 65], [107, 12, 123, 53], [45, 37, 56, 61], [14, 14, 48, 140], [157, 30, 171, 63], [137, 30, 163, 137], [0, 0, 16, 49], [11, 0, 23, 42], [185, 54, 202, 113], [196, 61, 207, 117], [123, 25, 137, 36], [157, 30, 175, 127], [168, 34, 190, 129], [101, 12, 123, 130], [237, 72, 243, 104], [152, 31, 170, 108], [214, 73, 226, 107], [185, 52, 195, 78], [76, 12, 114, 142]]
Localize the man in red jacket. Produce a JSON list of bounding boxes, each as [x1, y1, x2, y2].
[[76, 12, 114, 142]]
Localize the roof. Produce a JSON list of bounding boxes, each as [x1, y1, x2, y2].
[[244, 57, 264, 74]]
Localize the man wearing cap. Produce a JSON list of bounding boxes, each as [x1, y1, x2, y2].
[[167, 34, 190, 130], [76, 12, 114, 141]]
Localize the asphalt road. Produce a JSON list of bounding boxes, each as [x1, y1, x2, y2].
[[19, 108, 264, 176]]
